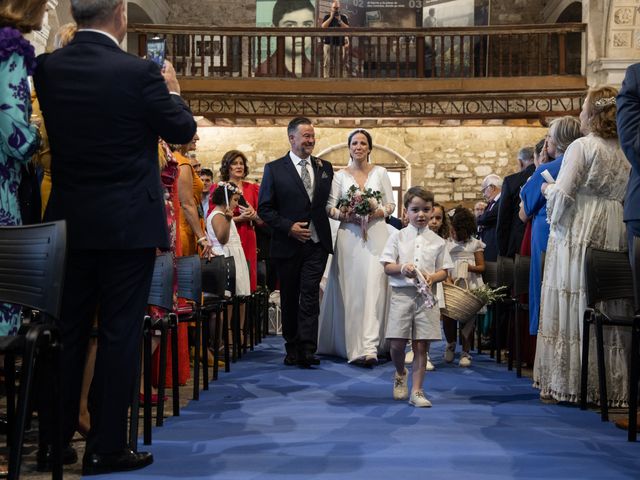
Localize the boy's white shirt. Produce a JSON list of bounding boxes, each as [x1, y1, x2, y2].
[[380, 224, 454, 288]]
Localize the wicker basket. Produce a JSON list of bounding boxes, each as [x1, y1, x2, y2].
[[442, 278, 484, 323]]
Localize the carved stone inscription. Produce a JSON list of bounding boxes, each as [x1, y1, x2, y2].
[[186, 93, 584, 119]]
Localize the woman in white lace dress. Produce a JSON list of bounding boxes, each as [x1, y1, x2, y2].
[[533, 86, 632, 406], [317, 129, 395, 365]]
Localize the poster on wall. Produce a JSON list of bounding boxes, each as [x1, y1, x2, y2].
[[255, 0, 317, 76]]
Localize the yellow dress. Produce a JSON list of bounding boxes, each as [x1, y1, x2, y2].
[[176, 151, 204, 256]]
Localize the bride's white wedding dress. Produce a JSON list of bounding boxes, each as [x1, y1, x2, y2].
[[317, 165, 395, 362]]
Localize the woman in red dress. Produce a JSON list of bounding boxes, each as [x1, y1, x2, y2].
[[210, 150, 261, 291]]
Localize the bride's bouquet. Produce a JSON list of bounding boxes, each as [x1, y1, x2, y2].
[[336, 185, 383, 241]]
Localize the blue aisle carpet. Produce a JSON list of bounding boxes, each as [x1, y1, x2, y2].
[[100, 337, 640, 479]]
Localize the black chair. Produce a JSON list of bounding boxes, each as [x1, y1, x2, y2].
[[579, 246, 634, 425], [175, 255, 203, 401], [129, 253, 176, 448], [494, 256, 514, 364], [510, 254, 530, 377], [476, 261, 498, 356], [628, 235, 640, 441], [201, 256, 231, 384], [0, 221, 66, 480]]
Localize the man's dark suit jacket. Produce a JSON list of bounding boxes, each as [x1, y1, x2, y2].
[[496, 163, 535, 258], [258, 154, 334, 257], [34, 31, 196, 250], [477, 196, 499, 261], [617, 63, 640, 226]]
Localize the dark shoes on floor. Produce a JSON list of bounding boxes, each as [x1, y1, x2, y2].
[[82, 449, 153, 476], [283, 354, 320, 368], [36, 444, 78, 472]]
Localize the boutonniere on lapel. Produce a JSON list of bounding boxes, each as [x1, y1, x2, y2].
[[313, 157, 323, 169]]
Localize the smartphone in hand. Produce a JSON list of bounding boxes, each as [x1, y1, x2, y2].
[[147, 37, 166, 68]]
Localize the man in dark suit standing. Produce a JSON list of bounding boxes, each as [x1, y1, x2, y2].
[[258, 117, 334, 368], [477, 174, 502, 262], [617, 63, 640, 257], [496, 147, 535, 258], [34, 0, 196, 475]]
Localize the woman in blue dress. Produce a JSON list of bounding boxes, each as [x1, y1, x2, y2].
[[519, 116, 582, 335], [0, 0, 47, 335]]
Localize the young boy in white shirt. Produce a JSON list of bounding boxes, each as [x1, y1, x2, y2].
[[380, 187, 453, 407]]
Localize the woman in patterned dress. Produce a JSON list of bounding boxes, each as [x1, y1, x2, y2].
[[0, 0, 46, 335]]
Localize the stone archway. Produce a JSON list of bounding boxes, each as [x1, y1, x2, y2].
[[126, 0, 170, 54]]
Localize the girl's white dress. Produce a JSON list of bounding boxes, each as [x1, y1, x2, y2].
[[533, 134, 631, 406], [317, 165, 394, 362], [445, 237, 486, 289], [206, 209, 251, 297]]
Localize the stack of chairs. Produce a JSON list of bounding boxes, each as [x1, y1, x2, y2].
[[0, 221, 67, 480]]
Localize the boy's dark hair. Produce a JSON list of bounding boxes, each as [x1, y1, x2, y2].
[[403, 186, 434, 208], [287, 116, 313, 136], [272, 0, 314, 26], [449, 205, 477, 243], [534, 138, 545, 156], [200, 168, 214, 178], [212, 181, 240, 206]]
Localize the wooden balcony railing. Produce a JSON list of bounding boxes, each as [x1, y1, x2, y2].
[[129, 23, 585, 80]]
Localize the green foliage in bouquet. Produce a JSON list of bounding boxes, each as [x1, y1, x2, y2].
[[336, 185, 383, 216], [470, 285, 508, 305]]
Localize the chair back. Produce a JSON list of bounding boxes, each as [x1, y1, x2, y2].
[[497, 255, 514, 294], [176, 255, 202, 305], [201, 256, 226, 297], [257, 260, 267, 288], [147, 253, 174, 311], [0, 221, 66, 319], [483, 261, 498, 288], [513, 254, 531, 297], [225, 257, 236, 294], [632, 236, 640, 314], [584, 247, 633, 308]]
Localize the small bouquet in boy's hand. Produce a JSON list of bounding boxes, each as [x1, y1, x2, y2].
[[414, 269, 437, 309], [336, 185, 383, 241]]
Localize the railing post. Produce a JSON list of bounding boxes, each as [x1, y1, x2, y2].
[[558, 32, 566, 75], [138, 33, 147, 58], [416, 35, 425, 78], [276, 36, 285, 77]]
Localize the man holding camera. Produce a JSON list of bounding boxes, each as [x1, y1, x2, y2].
[[321, 1, 349, 78]]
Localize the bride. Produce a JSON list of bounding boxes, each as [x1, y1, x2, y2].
[[317, 129, 395, 365]]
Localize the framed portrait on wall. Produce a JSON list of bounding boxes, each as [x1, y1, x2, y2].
[[255, 0, 317, 76]]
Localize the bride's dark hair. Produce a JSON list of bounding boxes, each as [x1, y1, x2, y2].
[[347, 129, 373, 163]]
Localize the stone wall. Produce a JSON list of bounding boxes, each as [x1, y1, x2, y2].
[[194, 125, 546, 206], [167, 0, 255, 26]]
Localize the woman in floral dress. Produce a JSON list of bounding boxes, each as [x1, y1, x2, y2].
[[0, 1, 46, 335]]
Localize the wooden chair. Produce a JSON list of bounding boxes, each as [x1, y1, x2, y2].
[[0, 221, 66, 480], [579, 246, 634, 426]]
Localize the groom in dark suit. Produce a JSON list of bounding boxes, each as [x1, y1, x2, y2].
[[34, 0, 196, 475], [258, 117, 334, 368], [617, 63, 640, 255]]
